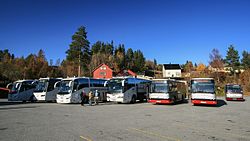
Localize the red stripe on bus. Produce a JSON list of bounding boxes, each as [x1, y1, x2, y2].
[[148, 99, 173, 104], [192, 100, 217, 105]]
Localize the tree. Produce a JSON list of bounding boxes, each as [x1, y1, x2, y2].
[[225, 45, 240, 73], [196, 63, 206, 72], [66, 26, 91, 76], [183, 61, 194, 73], [133, 50, 145, 72], [125, 48, 134, 70], [209, 48, 224, 70], [241, 50, 250, 69]]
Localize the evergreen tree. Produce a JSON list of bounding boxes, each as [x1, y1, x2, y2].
[[125, 48, 134, 70], [133, 50, 145, 72], [241, 50, 250, 69], [66, 26, 91, 76], [225, 45, 240, 72]]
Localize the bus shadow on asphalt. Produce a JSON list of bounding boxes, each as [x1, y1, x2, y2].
[[0, 101, 35, 106]]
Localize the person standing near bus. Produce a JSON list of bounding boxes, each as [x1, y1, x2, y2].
[[94, 90, 99, 105], [88, 91, 93, 106], [80, 91, 86, 106]]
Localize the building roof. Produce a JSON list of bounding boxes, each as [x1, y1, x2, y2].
[[163, 64, 181, 70], [116, 69, 136, 77]]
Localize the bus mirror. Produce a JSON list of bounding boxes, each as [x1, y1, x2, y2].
[[6, 83, 13, 89], [122, 81, 125, 87], [104, 81, 108, 87], [54, 82, 60, 88]]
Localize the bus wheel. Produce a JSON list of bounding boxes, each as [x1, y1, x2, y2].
[[131, 95, 136, 104]]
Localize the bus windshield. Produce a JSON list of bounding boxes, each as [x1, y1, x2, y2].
[[226, 85, 242, 93], [108, 79, 123, 94], [151, 83, 168, 93], [34, 80, 48, 92], [191, 80, 215, 94], [58, 80, 72, 94]]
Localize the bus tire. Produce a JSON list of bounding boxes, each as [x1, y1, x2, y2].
[[131, 95, 136, 104]]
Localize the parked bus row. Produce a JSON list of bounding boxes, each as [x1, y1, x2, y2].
[[6, 77, 245, 105]]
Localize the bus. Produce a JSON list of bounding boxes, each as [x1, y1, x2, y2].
[[148, 79, 187, 104], [7, 80, 37, 102], [106, 77, 151, 104], [56, 77, 108, 104], [190, 78, 217, 105], [225, 84, 244, 101], [33, 78, 61, 102]]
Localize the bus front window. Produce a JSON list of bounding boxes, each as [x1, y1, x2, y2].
[[58, 80, 72, 94], [108, 79, 123, 94], [151, 83, 168, 93], [191, 81, 215, 94], [34, 80, 48, 92], [226, 85, 242, 94]]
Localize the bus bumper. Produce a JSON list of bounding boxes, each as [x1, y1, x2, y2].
[[226, 97, 245, 101], [191, 99, 217, 105], [148, 99, 173, 104]]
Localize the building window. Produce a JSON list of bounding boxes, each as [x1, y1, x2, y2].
[[101, 66, 106, 70], [100, 72, 106, 76]]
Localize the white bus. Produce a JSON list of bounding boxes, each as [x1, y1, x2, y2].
[[106, 77, 151, 104], [191, 78, 217, 105], [225, 84, 244, 101], [148, 79, 187, 104], [56, 77, 108, 104], [7, 80, 37, 102], [33, 78, 61, 102]]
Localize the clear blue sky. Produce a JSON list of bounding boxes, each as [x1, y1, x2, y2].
[[0, 0, 249, 65]]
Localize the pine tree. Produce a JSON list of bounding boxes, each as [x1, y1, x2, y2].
[[66, 26, 91, 76], [225, 45, 240, 72], [241, 50, 250, 69]]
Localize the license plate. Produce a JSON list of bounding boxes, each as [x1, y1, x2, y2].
[[157, 101, 161, 103], [200, 101, 206, 104], [233, 98, 237, 100]]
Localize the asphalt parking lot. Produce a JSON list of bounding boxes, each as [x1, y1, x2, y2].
[[0, 97, 250, 141]]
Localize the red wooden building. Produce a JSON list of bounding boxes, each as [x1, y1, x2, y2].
[[92, 64, 113, 79]]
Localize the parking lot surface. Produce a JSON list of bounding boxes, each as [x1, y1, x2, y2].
[[0, 97, 250, 141]]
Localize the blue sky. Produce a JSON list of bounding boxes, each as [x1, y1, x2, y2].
[[0, 0, 249, 65]]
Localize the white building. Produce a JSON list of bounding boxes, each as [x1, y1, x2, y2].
[[162, 64, 182, 78]]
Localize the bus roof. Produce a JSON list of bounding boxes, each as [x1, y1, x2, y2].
[[191, 78, 214, 80], [15, 80, 35, 83]]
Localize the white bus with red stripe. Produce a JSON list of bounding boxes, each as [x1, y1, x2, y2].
[[148, 79, 187, 104], [225, 84, 244, 101], [191, 78, 217, 105]]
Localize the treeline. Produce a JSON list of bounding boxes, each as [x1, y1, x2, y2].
[[0, 26, 157, 84], [181, 45, 250, 94]]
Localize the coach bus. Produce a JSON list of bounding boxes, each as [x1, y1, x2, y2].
[[33, 78, 61, 102], [7, 80, 37, 102], [56, 77, 108, 104], [190, 78, 217, 105], [148, 79, 187, 104], [106, 77, 151, 104], [225, 84, 244, 101]]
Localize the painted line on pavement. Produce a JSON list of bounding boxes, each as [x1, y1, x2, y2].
[[80, 135, 93, 141]]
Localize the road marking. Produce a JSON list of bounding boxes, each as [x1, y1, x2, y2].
[[127, 128, 181, 141], [80, 135, 93, 141]]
